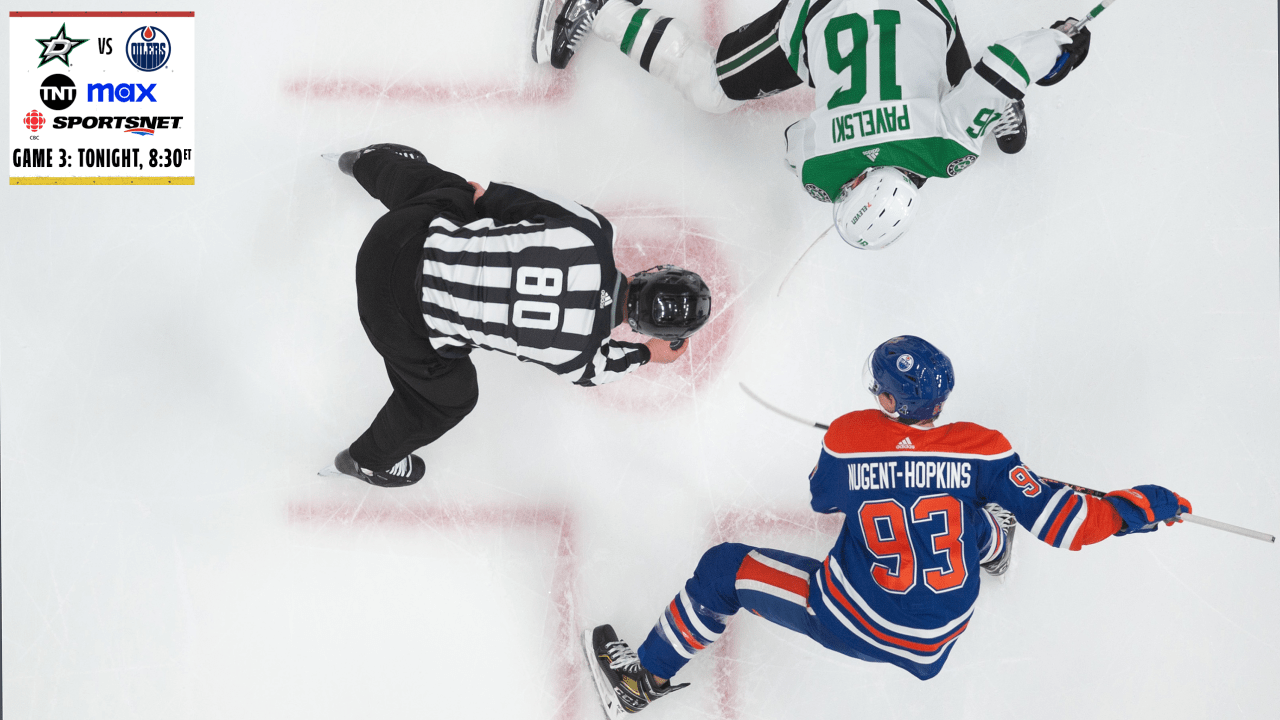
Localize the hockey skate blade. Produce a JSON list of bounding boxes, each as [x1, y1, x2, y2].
[[581, 628, 629, 720], [531, 0, 564, 64]]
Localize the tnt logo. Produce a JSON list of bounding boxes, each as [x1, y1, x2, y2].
[[40, 74, 77, 110], [23, 110, 46, 132], [86, 83, 158, 103], [126, 25, 170, 71]]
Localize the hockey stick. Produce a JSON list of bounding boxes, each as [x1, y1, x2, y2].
[[739, 382, 829, 430], [1040, 479, 1275, 542], [1061, 0, 1116, 35], [738, 383, 1276, 544], [776, 224, 836, 297]]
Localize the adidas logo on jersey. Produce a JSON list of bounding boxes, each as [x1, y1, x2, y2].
[[599, 290, 612, 308], [863, 148, 881, 162], [896, 437, 915, 450]]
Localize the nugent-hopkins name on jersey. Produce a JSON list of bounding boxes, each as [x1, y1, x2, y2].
[[418, 182, 649, 387]]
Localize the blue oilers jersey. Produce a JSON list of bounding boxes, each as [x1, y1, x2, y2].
[[806, 409, 1115, 679]]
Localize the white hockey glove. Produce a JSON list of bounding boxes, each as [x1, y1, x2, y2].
[[981, 29, 1073, 92]]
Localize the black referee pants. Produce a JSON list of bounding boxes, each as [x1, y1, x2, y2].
[[347, 153, 481, 471]]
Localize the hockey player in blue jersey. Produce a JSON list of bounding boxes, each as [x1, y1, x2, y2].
[[583, 335, 1192, 717]]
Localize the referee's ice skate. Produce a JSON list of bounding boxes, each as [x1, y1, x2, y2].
[[319, 449, 426, 488]]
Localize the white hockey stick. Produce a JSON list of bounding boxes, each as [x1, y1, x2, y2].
[[776, 224, 835, 297], [739, 383, 1276, 544], [1167, 515, 1273, 543], [739, 382, 829, 429]]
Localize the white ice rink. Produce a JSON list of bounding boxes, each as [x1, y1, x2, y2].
[[3, 1, 1279, 718]]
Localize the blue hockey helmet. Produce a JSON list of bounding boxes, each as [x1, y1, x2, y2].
[[863, 336, 955, 424]]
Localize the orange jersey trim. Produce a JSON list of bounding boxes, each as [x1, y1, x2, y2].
[[737, 553, 811, 600], [1070, 496, 1123, 550], [824, 410, 1013, 457], [667, 600, 706, 650], [822, 559, 969, 653]]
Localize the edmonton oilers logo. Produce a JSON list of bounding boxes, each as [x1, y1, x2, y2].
[[126, 26, 170, 72], [896, 354, 914, 372]]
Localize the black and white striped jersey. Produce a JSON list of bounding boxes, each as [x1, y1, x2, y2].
[[417, 182, 649, 386]]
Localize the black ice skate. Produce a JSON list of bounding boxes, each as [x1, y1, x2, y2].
[[992, 99, 1027, 154], [583, 624, 687, 718], [534, 0, 607, 69], [981, 502, 1017, 576], [326, 143, 427, 176], [331, 448, 426, 488]]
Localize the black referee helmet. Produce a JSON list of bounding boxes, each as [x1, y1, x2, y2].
[[626, 265, 712, 341]]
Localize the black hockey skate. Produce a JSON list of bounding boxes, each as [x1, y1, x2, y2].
[[332, 448, 426, 488], [583, 624, 687, 718], [981, 503, 1016, 576], [992, 100, 1027, 154], [535, 0, 607, 69], [330, 143, 427, 176]]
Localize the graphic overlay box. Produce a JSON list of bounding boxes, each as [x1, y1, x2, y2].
[[10, 11, 194, 185]]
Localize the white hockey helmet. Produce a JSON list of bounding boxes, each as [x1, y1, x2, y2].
[[832, 167, 918, 250]]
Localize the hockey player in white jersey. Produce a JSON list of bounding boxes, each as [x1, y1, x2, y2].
[[534, 0, 1091, 250]]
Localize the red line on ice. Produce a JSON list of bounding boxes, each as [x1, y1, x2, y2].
[[283, 72, 574, 106], [282, 0, 811, 112], [289, 501, 582, 720], [707, 509, 844, 720]]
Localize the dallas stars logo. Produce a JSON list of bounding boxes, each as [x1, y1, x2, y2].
[[36, 24, 88, 68]]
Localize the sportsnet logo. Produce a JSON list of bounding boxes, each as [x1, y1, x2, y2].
[[895, 437, 915, 450], [51, 115, 183, 131]]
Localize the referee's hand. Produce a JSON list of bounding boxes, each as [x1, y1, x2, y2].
[[646, 337, 689, 364]]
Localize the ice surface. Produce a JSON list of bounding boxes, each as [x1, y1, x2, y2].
[[3, 1, 1278, 719]]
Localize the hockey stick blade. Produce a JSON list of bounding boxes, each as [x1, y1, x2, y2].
[[739, 382, 829, 430], [317, 464, 344, 477]]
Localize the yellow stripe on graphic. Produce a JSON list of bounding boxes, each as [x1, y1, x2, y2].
[[10, 176, 194, 185]]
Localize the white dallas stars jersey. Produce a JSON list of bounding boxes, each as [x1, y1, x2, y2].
[[778, 0, 1019, 200]]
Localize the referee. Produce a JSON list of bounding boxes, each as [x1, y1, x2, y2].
[[325, 144, 712, 487]]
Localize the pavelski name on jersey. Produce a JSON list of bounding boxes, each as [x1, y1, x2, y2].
[[830, 103, 912, 143], [51, 116, 185, 130]]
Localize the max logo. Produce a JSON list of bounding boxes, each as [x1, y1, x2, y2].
[[86, 83, 158, 102]]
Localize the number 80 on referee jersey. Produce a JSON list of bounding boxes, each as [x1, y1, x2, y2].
[[512, 266, 564, 330]]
